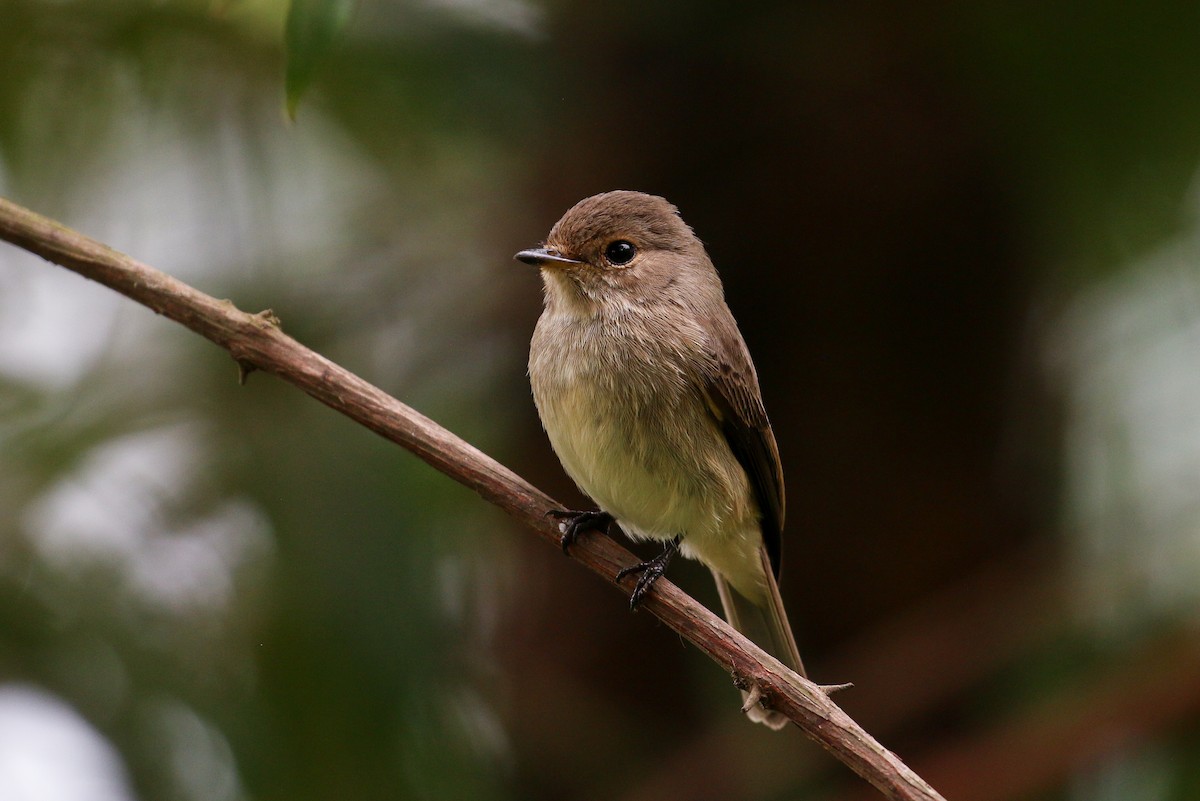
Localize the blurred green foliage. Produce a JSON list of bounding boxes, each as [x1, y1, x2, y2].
[[285, 0, 355, 119]]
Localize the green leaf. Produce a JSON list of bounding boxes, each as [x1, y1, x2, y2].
[[284, 0, 354, 120]]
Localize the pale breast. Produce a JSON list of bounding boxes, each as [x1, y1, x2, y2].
[[529, 311, 753, 544]]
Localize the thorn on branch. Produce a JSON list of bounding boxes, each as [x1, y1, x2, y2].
[[237, 359, 257, 385], [233, 309, 283, 385], [740, 682, 767, 714], [252, 308, 283, 330], [732, 671, 780, 720], [821, 682, 856, 696]]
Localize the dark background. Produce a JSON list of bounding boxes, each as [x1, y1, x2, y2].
[[3, 2, 1200, 800]]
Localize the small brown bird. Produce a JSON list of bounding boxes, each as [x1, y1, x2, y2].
[[516, 191, 805, 728]]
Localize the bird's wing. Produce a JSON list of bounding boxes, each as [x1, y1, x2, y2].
[[701, 320, 786, 577]]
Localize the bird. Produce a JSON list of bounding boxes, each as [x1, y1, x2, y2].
[[515, 190, 805, 729]]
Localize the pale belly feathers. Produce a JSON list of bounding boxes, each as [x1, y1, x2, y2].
[[530, 311, 769, 600]]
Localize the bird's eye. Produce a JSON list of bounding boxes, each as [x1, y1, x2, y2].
[[604, 240, 637, 266]]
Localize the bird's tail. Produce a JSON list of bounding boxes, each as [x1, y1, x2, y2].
[[712, 547, 805, 730]]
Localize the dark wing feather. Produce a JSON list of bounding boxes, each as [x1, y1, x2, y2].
[[701, 321, 786, 577]]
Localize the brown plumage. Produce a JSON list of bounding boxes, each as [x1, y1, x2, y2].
[[517, 190, 804, 729]]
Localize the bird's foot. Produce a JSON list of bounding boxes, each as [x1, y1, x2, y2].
[[545, 509, 614, 554], [615, 535, 681, 610]]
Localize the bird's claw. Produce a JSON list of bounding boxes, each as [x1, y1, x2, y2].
[[615, 535, 681, 610], [545, 509, 614, 553]]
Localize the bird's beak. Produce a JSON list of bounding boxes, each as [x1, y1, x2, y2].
[[514, 248, 584, 267]]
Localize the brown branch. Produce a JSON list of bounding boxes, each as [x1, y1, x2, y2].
[[0, 195, 946, 801]]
